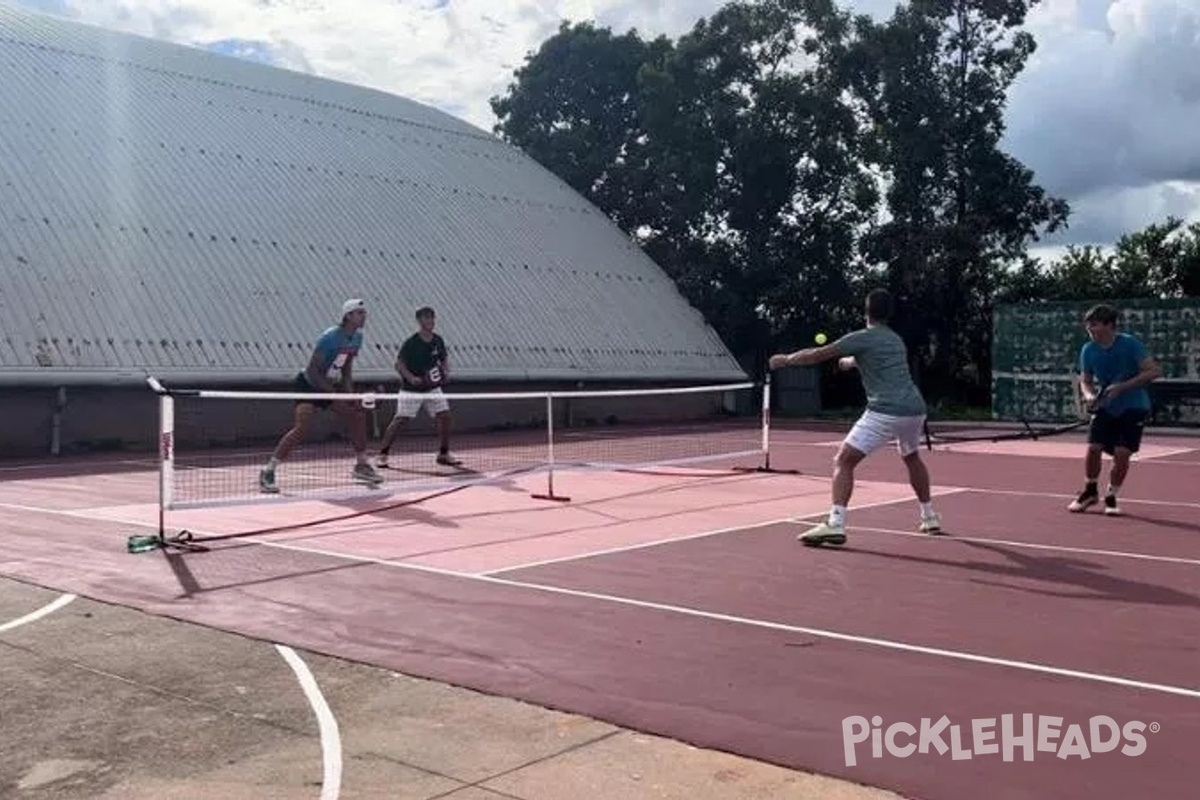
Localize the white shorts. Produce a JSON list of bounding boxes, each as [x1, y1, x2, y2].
[[394, 388, 450, 419], [844, 409, 926, 457]]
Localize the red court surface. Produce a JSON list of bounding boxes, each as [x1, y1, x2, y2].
[[1, 423, 1199, 800]]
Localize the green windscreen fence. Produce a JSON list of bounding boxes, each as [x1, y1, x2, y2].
[[992, 298, 1200, 425]]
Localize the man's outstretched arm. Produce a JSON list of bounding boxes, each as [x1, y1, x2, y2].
[[769, 343, 842, 370]]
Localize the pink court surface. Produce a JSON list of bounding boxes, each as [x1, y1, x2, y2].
[[1, 420, 1199, 799]]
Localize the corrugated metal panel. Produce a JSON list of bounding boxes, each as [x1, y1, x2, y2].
[[0, 6, 747, 387]]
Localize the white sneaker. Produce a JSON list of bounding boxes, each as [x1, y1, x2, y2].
[[919, 513, 943, 534], [798, 521, 846, 547]]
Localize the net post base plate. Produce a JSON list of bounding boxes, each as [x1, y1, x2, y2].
[[530, 492, 571, 503], [732, 465, 802, 475], [126, 530, 210, 554]]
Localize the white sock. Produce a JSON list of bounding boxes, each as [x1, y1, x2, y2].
[[828, 505, 846, 528], [920, 501, 935, 517], [267, 457, 279, 470], [1107, 483, 1120, 496]]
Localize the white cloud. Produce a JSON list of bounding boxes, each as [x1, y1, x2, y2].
[[1003, 0, 1200, 247], [16, 0, 1200, 253]]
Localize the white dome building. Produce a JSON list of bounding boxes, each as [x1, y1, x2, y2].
[[0, 6, 749, 454]]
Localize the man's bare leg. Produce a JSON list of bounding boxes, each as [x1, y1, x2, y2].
[[799, 443, 865, 546], [260, 404, 314, 493], [333, 402, 382, 484], [435, 411, 460, 465], [902, 450, 941, 532]]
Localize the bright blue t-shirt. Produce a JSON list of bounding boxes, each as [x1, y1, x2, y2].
[[307, 325, 362, 387], [1079, 333, 1151, 414]]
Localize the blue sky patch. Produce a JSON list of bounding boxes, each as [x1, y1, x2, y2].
[[204, 38, 276, 66]]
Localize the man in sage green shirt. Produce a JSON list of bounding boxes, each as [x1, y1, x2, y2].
[[769, 288, 942, 546]]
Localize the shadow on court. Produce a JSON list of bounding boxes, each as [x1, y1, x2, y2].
[[834, 537, 1200, 608], [158, 541, 373, 599], [1118, 511, 1200, 535]]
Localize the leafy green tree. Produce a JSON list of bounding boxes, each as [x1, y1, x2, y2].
[[489, 22, 673, 234], [997, 217, 1200, 304], [848, 0, 1070, 403], [635, 0, 881, 361], [490, 2, 882, 369]]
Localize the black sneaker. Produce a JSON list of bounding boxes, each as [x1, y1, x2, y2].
[[1104, 494, 1122, 516], [1068, 487, 1098, 512]]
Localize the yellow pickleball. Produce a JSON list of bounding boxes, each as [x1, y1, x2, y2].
[[815, 332, 827, 345]]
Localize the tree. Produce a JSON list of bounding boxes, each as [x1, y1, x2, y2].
[[635, 0, 881, 360], [489, 2, 882, 369], [848, 0, 1070, 403], [489, 22, 673, 234], [1111, 217, 1200, 297], [997, 217, 1200, 303]]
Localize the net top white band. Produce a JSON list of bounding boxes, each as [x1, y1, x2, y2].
[[147, 380, 757, 403]]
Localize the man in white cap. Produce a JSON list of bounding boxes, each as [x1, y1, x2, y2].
[[259, 298, 384, 493]]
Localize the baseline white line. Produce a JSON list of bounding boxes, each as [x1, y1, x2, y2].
[[254, 539, 1200, 700], [0, 593, 76, 634], [481, 488, 971, 576], [276, 645, 342, 800], [828, 524, 1200, 568]]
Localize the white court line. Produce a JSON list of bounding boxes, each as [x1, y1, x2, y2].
[[823, 524, 1200, 568], [480, 488, 971, 576], [962, 487, 1200, 510], [0, 459, 153, 473], [253, 539, 1200, 701], [0, 482, 101, 493], [5, 499, 1200, 700], [276, 645, 342, 800], [0, 593, 76, 634], [1140, 458, 1200, 467], [1136, 447, 1200, 461]]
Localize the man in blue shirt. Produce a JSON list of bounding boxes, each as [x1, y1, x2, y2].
[[260, 298, 384, 493], [1069, 304, 1162, 516]]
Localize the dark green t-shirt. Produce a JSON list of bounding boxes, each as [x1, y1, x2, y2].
[[399, 333, 448, 392]]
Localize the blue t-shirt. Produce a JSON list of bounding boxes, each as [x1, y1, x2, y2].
[[306, 326, 362, 387], [1079, 333, 1151, 414]]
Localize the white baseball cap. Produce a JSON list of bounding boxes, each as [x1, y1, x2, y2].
[[341, 298, 365, 316]]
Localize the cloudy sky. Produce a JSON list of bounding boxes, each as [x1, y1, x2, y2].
[[13, 0, 1200, 262]]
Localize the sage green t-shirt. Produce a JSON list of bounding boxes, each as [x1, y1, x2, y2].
[[834, 325, 927, 417]]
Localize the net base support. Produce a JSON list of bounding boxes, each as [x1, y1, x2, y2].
[[923, 417, 1090, 449], [126, 530, 210, 554], [732, 465, 802, 475], [529, 492, 572, 503], [530, 469, 571, 502], [732, 454, 802, 476]]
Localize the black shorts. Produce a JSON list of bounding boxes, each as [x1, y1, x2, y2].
[[1088, 408, 1148, 455], [293, 373, 332, 410]]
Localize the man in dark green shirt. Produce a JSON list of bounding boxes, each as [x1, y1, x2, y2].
[[376, 306, 461, 467]]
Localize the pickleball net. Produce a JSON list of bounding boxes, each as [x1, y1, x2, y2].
[[920, 373, 1093, 448], [145, 377, 781, 514]]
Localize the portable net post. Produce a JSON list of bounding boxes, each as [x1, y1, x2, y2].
[[733, 373, 801, 475], [530, 392, 570, 502], [126, 377, 205, 553]]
